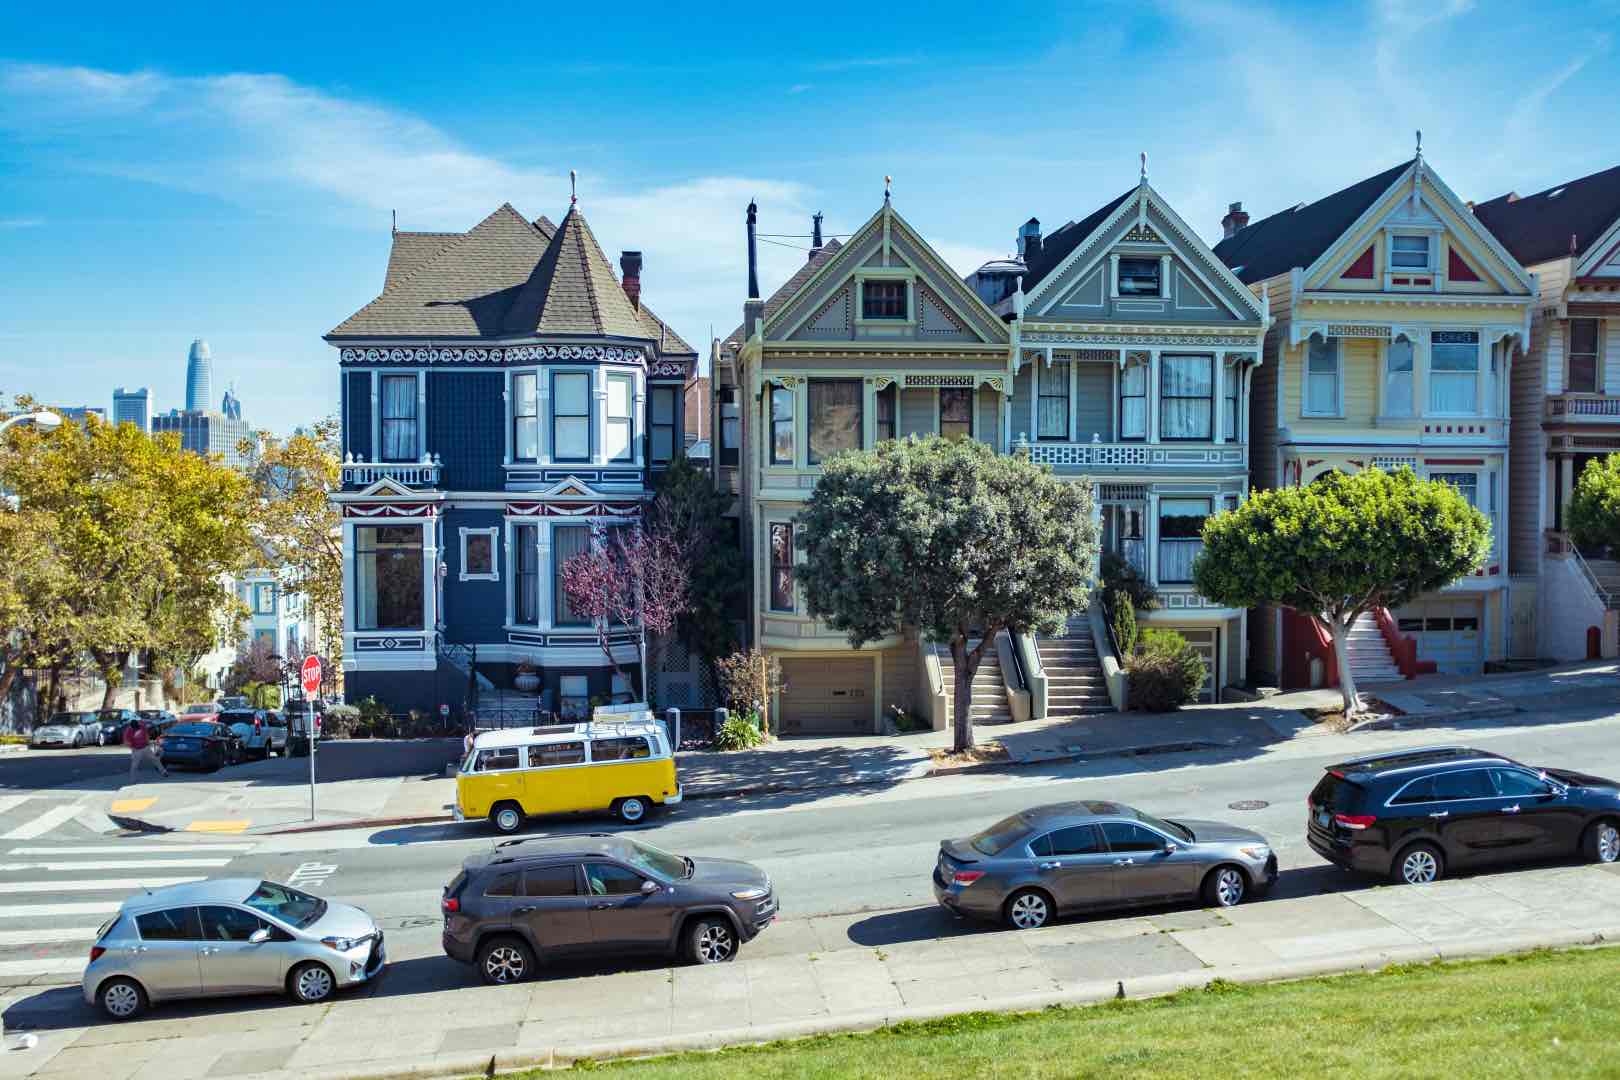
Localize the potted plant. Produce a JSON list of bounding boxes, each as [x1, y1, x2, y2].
[[513, 657, 540, 694]]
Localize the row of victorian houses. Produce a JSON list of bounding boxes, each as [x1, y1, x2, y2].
[[324, 154, 1620, 734]]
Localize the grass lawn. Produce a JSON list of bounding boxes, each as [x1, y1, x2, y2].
[[534, 946, 1620, 1079]]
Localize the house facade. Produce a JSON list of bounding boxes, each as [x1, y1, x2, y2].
[[1474, 164, 1620, 660], [998, 173, 1269, 700], [716, 192, 1014, 734], [325, 201, 697, 717], [1214, 152, 1536, 686]]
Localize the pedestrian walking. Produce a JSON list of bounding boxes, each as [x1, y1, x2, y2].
[[124, 719, 168, 780]]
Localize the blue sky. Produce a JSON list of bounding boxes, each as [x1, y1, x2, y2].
[[2, 0, 1616, 432]]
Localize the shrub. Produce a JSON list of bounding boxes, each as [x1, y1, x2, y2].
[[713, 709, 764, 751], [715, 648, 783, 735], [1125, 629, 1207, 712], [355, 696, 393, 738], [1100, 552, 1156, 612], [322, 704, 359, 738], [1108, 588, 1139, 658]]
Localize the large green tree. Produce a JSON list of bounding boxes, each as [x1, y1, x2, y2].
[[1568, 453, 1620, 555], [796, 435, 1098, 752], [650, 453, 747, 673], [1193, 467, 1490, 715]]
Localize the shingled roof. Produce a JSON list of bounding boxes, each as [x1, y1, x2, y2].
[[721, 239, 844, 351], [1213, 160, 1413, 284], [1473, 164, 1620, 268], [1019, 189, 1134, 294], [329, 206, 687, 351]]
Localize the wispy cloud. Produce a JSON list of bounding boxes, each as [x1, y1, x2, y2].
[[807, 55, 922, 72], [0, 218, 44, 228], [788, 83, 813, 95]]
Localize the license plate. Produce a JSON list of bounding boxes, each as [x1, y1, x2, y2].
[[173, 740, 195, 749], [1316, 809, 1331, 828]]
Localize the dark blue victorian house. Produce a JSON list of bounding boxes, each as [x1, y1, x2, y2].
[[326, 200, 697, 716]]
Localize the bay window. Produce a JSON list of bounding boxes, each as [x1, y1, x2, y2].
[[514, 524, 539, 625], [512, 373, 539, 462], [769, 523, 795, 612], [1038, 361, 1070, 440], [1385, 339, 1414, 417], [552, 525, 590, 626], [650, 386, 677, 463], [1429, 331, 1480, 414], [808, 379, 862, 464], [354, 525, 423, 631], [1157, 498, 1209, 585], [1160, 355, 1213, 440], [1305, 337, 1341, 417], [1568, 319, 1599, 393], [939, 387, 973, 440], [1119, 360, 1147, 439], [380, 375, 418, 462], [876, 384, 897, 442], [605, 373, 634, 462], [769, 385, 794, 466], [551, 372, 591, 462]]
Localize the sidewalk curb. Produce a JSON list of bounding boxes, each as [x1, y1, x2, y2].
[[928, 739, 1226, 778], [0, 744, 26, 755], [1348, 703, 1522, 733]]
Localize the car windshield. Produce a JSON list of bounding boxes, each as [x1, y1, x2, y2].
[[969, 814, 1033, 856], [53, 712, 93, 724], [244, 881, 326, 928], [1138, 811, 1195, 843], [188, 703, 219, 714], [169, 724, 217, 737], [621, 839, 691, 880]]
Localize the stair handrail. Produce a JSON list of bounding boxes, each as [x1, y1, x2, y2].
[[1569, 539, 1612, 608]]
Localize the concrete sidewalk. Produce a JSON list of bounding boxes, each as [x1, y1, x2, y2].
[[3, 859, 1618, 1079]]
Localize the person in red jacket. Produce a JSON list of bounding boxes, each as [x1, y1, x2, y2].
[[124, 719, 169, 781]]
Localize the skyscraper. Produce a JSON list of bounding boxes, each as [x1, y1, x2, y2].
[[186, 339, 213, 413], [112, 387, 152, 431]]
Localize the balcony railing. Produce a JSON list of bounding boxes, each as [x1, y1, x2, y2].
[[1547, 394, 1620, 421], [1019, 438, 1246, 469], [342, 454, 442, 488], [1157, 538, 1203, 584]]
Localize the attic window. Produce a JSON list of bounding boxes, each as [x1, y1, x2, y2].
[[862, 280, 908, 320], [1118, 258, 1161, 296], [1390, 235, 1431, 270]]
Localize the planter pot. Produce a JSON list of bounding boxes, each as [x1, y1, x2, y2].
[[514, 673, 540, 693]]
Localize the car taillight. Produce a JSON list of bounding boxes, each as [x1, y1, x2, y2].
[[441, 897, 459, 914], [1334, 813, 1377, 830], [89, 946, 105, 962], [951, 870, 985, 886], [1329, 769, 1347, 779]]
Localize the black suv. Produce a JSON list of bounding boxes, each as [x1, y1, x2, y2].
[[441, 834, 777, 984], [1308, 746, 1620, 885]]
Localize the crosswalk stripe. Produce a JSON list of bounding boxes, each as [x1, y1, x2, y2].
[[0, 859, 231, 872], [8, 844, 255, 855], [0, 958, 84, 977], [0, 901, 122, 919], [0, 795, 32, 816], [0, 927, 104, 946], [1, 804, 82, 841], [0, 876, 203, 894]]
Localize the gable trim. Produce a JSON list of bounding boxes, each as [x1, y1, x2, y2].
[[1575, 214, 1620, 276]]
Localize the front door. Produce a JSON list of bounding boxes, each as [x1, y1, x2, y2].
[[197, 905, 287, 993], [1029, 825, 1114, 911], [1100, 821, 1196, 903], [515, 863, 594, 954], [582, 862, 675, 950], [131, 907, 203, 1000]]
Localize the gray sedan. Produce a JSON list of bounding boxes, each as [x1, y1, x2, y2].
[[934, 801, 1278, 930], [83, 878, 385, 1020], [30, 712, 103, 748]]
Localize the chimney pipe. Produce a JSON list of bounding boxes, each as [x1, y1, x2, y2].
[[1017, 217, 1042, 260], [746, 200, 760, 301], [1220, 201, 1250, 240], [619, 251, 643, 310], [809, 211, 824, 262]]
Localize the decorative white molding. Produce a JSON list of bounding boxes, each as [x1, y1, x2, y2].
[[1024, 330, 1260, 347], [648, 358, 689, 378], [340, 344, 647, 365]]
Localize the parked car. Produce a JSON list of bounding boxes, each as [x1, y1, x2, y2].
[[1307, 746, 1620, 885], [95, 709, 141, 746], [159, 722, 243, 772], [218, 695, 250, 710], [934, 801, 1277, 930], [440, 834, 775, 984], [221, 709, 287, 759], [84, 878, 385, 1020], [138, 709, 180, 736], [31, 712, 104, 749], [178, 701, 221, 724]]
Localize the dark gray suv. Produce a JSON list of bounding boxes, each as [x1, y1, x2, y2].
[[441, 834, 777, 984]]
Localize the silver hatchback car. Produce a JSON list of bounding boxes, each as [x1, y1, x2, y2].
[[83, 878, 385, 1020]]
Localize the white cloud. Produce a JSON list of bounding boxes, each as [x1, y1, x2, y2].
[[0, 218, 44, 228]]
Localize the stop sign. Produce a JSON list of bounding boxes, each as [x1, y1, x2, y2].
[[300, 656, 323, 696]]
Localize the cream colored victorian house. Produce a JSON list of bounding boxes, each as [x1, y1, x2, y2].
[[716, 193, 1013, 734], [1215, 151, 1536, 687]]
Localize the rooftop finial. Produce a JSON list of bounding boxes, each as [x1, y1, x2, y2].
[[391, 209, 396, 235], [884, 175, 892, 204], [1415, 130, 1422, 161], [1140, 151, 1148, 183], [569, 169, 578, 207]]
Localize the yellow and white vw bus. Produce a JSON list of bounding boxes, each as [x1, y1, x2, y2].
[[455, 718, 681, 833]]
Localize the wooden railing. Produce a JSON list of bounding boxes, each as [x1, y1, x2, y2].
[[1547, 394, 1620, 420], [341, 455, 442, 488]]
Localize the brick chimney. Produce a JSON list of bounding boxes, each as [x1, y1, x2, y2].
[[1220, 202, 1250, 239], [620, 251, 643, 309]]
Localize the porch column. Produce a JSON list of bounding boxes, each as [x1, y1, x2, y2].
[[340, 521, 356, 637], [1560, 454, 1576, 532], [1148, 351, 1161, 443], [537, 524, 554, 630], [1030, 352, 1040, 440], [421, 520, 439, 634], [1146, 491, 1161, 585]]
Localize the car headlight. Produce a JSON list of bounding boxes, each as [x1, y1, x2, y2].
[[730, 887, 769, 901], [1239, 846, 1271, 861], [321, 935, 364, 952]]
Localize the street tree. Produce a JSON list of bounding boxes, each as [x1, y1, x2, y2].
[[561, 526, 691, 701], [1568, 453, 1620, 555], [1193, 467, 1490, 716], [795, 436, 1098, 752], [649, 453, 747, 671]]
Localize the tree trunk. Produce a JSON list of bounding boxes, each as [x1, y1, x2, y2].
[[93, 649, 125, 711], [949, 633, 982, 753], [46, 663, 62, 715], [1327, 616, 1361, 716], [594, 619, 628, 700]]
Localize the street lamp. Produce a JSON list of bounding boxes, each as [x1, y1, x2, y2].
[[0, 410, 63, 435]]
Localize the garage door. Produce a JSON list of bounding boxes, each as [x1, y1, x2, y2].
[[1174, 628, 1219, 703], [1395, 598, 1483, 675], [778, 656, 873, 734]]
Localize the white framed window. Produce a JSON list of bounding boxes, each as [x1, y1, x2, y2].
[[769, 385, 794, 466], [1429, 471, 1478, 507], [861, 279, 908, 320], [513, 523, 539, 625], [1117, 258, 1162, 296], [938, 387, 973, 441], [1568, 318, 1600, 393], [1222, 362, 1240, 442], [1161, 355, 1213, 440], [650, 386, 677, 463], [1119, 360, 1147, 439], [1038, 361, 1070, 440], [354, 524, 424, 632], [459, 527, 499, 582], [1429, 331, 1480, 415], [559, 675, 590, 721], [552, 524, 591, 626], [1304, 337, 1341, 417], [768, 522, 795, 613], [253, 584, 275, 615], [380, 373, 419, 462], [1390, 235, 1431, 270], [512, 372, 539, 462], [1384, 339, 1414, 417], [605, 372, 634, 463], [552, 371, 592, 462]]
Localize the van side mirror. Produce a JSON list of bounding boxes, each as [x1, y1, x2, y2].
[[640, 879, 659, 895], [249, 928, 271, 944]]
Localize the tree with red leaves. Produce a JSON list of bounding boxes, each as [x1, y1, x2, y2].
[[560, 525, 691, 701]]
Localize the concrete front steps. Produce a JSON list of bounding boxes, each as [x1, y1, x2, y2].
[[1345, 613, 1402, 684], [937, 640, 1012, 725], [1038, 616, 1112, 717], [1581, 557, 1620, 610]]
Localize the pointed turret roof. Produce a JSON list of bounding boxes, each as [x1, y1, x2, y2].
[[501, 206, 647, 339]]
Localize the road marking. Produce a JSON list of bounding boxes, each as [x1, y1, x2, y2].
[[0, 958, 84, 977], [0, 859, 231, 872], [0, 926, 104, 946], [286, 861, 338, 889], [8, 844, 254, 855], [0, 901, 122, 919], [0, 877, 204, 894], [1, 805, 81, 841], [0, 796, 32, 816], [185, 820, 251, 834], [109, 798, 157, 813]]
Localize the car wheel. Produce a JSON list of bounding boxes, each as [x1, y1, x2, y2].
[[489, 802, 524, 835], [1003, 888, 1052, 930], [614, 796, 650, 825], [1583, 819, 1620, 864], [477, 936, 534, 985], [71, 732, 82, 749], [688, 918, 737, 964], [1392, 842, 1444, 885], [288, 961, 336, 1004], [1202, 865, 1248, 908], [98, 977, 147, 1021]]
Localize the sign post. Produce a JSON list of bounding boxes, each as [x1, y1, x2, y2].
[[300, 656, 322, 821]]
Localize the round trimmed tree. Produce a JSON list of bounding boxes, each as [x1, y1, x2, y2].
[[1569, 453, 1620, 556], [1192, 467, 1490, 715], [795, 435, 1098, 751]]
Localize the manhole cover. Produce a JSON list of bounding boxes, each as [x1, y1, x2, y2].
[[1228, 799, 1269, 811]]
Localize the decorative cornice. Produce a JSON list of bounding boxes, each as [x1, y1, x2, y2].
[[1023, 329, 1262, 347], [1297, 291, 1532, 309], [506, 501, 642, 518], [648, 358, 689, 378], [339, 344, 648, 366]]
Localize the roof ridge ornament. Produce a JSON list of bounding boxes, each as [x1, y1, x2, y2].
[[884, 175, 892, 204], [1140, 151, 1147, 183], [570, 169, 578, 207]]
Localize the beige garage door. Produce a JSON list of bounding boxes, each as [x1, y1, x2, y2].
[[778, 657, 873, 735]]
